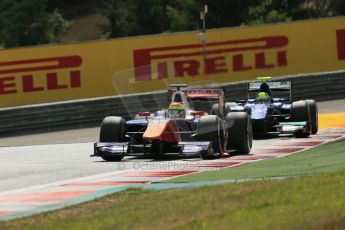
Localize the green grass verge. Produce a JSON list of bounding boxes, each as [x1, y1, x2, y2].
[[167, 138, 345, 183], [1, 171, 345, 230]]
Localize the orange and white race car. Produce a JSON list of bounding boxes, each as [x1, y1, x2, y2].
[[92, 84, 252, 161]]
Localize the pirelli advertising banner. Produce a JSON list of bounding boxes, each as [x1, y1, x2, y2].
[[0, 17, 345, 107]]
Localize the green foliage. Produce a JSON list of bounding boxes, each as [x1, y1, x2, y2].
[[165, 0, 251, 31], [332, 0, 345, 15], [46, 9, 72, 43], [100, 0, 169, 38], [1, 0, 344, 47], [246, 0, 292, 25], [202, 0, 251, 27], [100, 0, 345, 39], [47, 0, 88, 10], [166, 0, 201, 32], [290, 0, 334, 19], [0, 0, 70, 48]]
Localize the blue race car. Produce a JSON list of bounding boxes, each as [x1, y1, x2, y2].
[[221, 77, 318, 138]]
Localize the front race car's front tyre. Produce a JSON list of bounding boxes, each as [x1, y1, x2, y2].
[[101, 154, 124, 162], [292, 101, 311, 138], [197, 115, 225, 159], [99, 116, 126, 161], [226, 112, 253, 154]]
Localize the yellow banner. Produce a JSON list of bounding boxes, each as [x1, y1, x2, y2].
[[0, 17, 344, 107]]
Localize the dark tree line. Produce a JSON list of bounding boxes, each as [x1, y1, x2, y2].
[[101, 0, 345, 38], [0, 0, 70, 48], [0, 0, 344, 48]]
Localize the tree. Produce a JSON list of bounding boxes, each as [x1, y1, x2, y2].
[[166, 0, 252, 32], [288, 0, 334, 20], [166, 0, 200, 32], [245, 0, 293, 25], [100, 0, 169, 38], [202, 0, 251, 27], [99, 0, 345, 39], [0, 0, 70, 48], [47, 0, 89, 10], [332, 0, 345, 14]]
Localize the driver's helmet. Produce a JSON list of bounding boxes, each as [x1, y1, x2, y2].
[[255, 92, 271, 104], [168, 102, 186, 118], [259, 82, 272, 96]]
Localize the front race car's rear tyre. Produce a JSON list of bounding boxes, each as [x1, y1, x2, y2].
[[292, 101, 311, 138], [197, 115, 225, 159], [99, 116, 126, 161], [226, 112, 252, 154], [306, 99, 318, 134], [211, 103, 237, 117], [211, 103, 222, 117]]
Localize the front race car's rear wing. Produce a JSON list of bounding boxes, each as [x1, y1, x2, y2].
[[248, 80, 292, 101], [168, 84, 225, 118], [168, 84, 222, 100]]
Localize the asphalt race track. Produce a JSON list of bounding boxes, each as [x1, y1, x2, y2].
[[0, 99, 344, 219]]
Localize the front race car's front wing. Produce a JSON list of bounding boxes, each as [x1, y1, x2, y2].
[[91, 141, 212, 158]]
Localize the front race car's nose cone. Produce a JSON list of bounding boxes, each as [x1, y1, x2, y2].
[[143, 120, 180, 143]]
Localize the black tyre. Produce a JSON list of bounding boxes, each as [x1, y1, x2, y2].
[[211, 103, 237, 117], [252, 120, 267, 139], [101, 154, 124, 161], [99, 116, 126, 161], [291, 101, 310, 138], [226, 112, 252, 154], [150, 140, 166, 160], [211, 103, 222, 117], [225, 102, 238, 113], [306, 99, 318, 134], [197, 115, 225, 159]]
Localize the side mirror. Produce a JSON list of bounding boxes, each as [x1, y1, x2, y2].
[[138, 111, 151, 122], [282, 98, 290, 103], [138, 112, 151, 117]]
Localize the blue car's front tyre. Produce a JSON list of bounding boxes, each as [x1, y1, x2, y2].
[[306, 100, 318, 134], [292, 101, 311, 138]]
